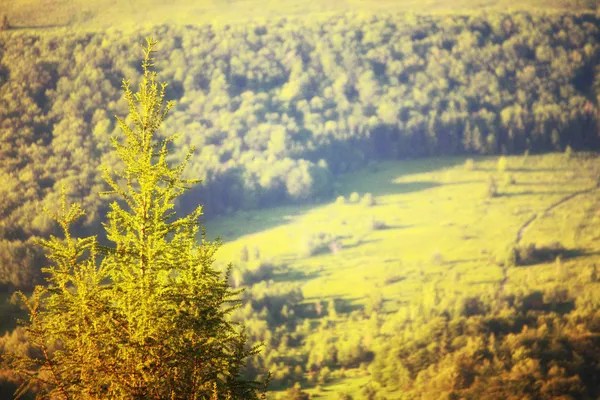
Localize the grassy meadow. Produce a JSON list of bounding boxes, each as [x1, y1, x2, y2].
[[203, 152, 600, 398]]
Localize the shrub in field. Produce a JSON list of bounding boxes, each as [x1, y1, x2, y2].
[[432, 250, 444, 265], [231, 259, 276, 288], [589, 264, 598, 282], [521, 149, 530, 167], [510, 242, 576, 266], [503, 245, 519, 267], [464, 158, 475, 171], [370, 218, 388, 230], [487, 176, 498, 198], [282, 383, 310, 400], [543, 286, 571, 308], [565, 145, 573, 158], [298, 232, 341, 257], [460, 297, 488, 317], [328, 241, 343, 254], [497, 156, 508, 172], [253, 246, 261, 260], [519, 242, 555, 265], [361, 192, 376, 207], [240, 244, 250, 262]]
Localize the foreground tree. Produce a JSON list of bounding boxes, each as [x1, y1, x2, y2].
[[3, 38, 264, 399]]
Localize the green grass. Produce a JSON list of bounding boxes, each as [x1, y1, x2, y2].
[[2, 0, 596, 32], [204, 152, 600, 396], [306, 371, 371, 399]]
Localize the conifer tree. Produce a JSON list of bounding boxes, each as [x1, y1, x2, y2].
[[3, 38, 264, 399]]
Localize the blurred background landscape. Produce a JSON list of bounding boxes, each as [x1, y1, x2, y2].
[[0, 0, 600, 398]]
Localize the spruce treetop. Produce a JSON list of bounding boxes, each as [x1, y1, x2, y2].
[[3, 38, 264, 400]]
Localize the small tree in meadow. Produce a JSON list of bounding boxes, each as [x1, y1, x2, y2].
[[282, 383, 310, 400], [253, 246, 261, 260], [240, 244, 249, 263], [565, 145, 573, 159], [520, 149, 529, 167], [487, 176, 498, 198], [589, 264, 597, 283], [497, 156, 508, 172], [505, 174, 516, 185], [361, 192, 376, 207], [3, 39, 264, 399], [464, 158, 475, 171]]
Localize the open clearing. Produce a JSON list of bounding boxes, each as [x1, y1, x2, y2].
[[204, 153, 600, 397]]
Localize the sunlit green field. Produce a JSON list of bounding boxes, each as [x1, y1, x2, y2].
[[1, 0, 596, 31], [204, 152, 600, 397]]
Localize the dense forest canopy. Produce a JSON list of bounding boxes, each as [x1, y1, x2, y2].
[[0, 11, 599, 290]]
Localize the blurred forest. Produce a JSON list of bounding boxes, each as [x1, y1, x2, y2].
[[0, 12, 598, 290], [1, 9, 600, 399]]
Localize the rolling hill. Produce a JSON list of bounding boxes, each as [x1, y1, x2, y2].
[[0, 0, 597, 31]]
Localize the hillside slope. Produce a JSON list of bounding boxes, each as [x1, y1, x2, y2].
[[0, 0, 597, 30]]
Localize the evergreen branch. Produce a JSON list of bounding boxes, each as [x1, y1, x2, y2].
[[6, 37, 264, 399]]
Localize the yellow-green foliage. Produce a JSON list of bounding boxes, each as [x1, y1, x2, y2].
[[3, 39, 263, 399], [464, 158, 475, 171], [487, 175, 499, 198], [565, 145, 573, 158], [361, 192, 376, 207], [497, 155, 508, 172]]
